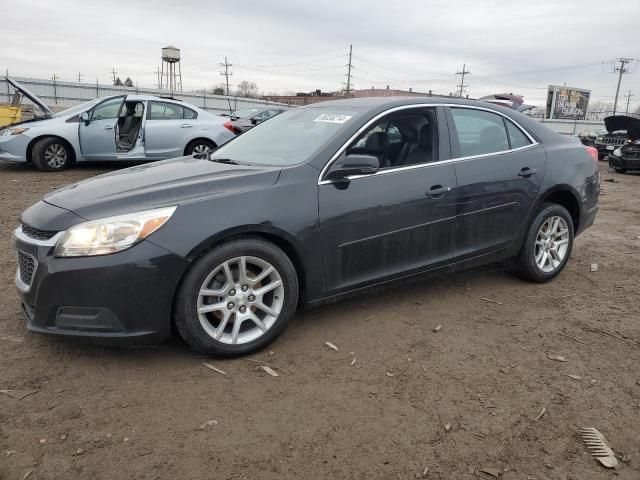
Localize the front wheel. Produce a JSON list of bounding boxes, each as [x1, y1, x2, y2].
[[174, 238, 299, 356], [185, 139, 215, 159], [507, 203, 574, 283], [32, 137, 73, 171]]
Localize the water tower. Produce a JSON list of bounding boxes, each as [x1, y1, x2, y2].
[[160, 45, 182, 94]]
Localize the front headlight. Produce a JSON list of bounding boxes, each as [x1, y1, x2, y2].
[[613, 147, 622, 157], [54, 206, 176, 257], [595, 136, 603, 142]]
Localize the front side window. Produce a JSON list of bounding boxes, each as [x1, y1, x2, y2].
[[148, 102, 184, 120], [450, 108, 509, 157], [346, 108, 438, 169], [91, 97, 124, 120]]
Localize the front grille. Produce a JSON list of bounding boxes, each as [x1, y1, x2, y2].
[[21, 224, 58, 241], [18, 251, 36, 286], [602, 137, 625, 145]]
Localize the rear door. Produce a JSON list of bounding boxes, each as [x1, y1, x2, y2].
[[78, 96, 125, 160], [144, 101, 195, 158], [446, 106, 546, 260]]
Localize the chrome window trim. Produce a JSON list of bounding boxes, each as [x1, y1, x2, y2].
[[14, 226, 64, 247], [317, 103, 540, 185]]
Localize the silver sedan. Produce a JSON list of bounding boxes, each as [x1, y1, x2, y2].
[[0, 77, 235, 171]]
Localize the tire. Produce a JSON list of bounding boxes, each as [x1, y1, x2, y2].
[[185, 139, 215, 159], [507, 203, 574, 283], [174, 238, 299, 356], [32, 137, 73, 171]]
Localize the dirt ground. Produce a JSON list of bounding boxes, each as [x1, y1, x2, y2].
[[0, 161, 638, 480]]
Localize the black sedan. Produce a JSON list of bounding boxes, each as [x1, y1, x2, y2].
[[13, 97, 600, 356], [222, 106, 287, 135]]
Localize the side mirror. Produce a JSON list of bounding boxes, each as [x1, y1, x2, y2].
[[80, 112, 90, 124], [326, 154, 379, 181]]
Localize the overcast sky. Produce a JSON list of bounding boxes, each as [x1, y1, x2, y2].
[[1, 0, 639, 107]]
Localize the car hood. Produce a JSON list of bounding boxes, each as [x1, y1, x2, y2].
[[43, 156, 281, 220], [5, 76, 54, 117], [604, 115, 640, 133]]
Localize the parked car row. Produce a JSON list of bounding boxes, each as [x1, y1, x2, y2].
[[222, 106, 288, 135], [13, 97, 600, 355], [0, 77, 286, 172]]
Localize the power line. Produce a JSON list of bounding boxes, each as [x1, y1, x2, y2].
[[219, 57, 233, 96], [345, 44, 353, 95], [612, 58, 633, 115], [455, 64, 470, 97]]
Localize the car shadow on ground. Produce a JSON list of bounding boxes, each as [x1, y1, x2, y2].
[[30, 262, 514, 362]]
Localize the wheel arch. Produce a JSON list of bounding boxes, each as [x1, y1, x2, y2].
[[183, 137, 217, 156], [183, 225, 308, 304], [27, 135, 77, 164], [538, 185, 582, 232]]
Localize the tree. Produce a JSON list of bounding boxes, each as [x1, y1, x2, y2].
[[124, 77, 134, 88], [235, 81, 259, 98], [114, 76, 123, 87]]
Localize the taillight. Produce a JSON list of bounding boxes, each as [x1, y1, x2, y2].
[[585, 146, 598, 166], [223, 121, 235, 133]]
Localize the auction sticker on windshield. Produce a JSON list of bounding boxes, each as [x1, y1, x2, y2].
[[314, 113, 352, 124]]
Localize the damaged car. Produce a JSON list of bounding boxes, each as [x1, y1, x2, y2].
[[0, 77, 235, 171], [608, 118, 640, 173], [13, 97, 600, 356], [593, 114, 637, 160]]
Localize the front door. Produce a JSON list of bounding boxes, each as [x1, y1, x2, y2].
[[78, 96, 124, 160], [446, 106, 546, 260], [318, 106, 457, 297], [144, 101, 195, 159]]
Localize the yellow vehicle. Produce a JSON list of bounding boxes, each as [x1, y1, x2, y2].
[[0, 105, 21, 127]]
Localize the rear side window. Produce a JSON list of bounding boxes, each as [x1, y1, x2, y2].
[[450, 108, 509, 157], [505, 120, 531, 149], [148, 102, 197, 120]]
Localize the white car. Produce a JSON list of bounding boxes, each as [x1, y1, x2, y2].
[[0, 77, 235, 171]]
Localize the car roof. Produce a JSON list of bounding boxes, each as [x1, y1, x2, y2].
[[303, 96, 501, 110]]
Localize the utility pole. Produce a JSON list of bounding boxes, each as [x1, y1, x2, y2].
[[455, 64, 470, 97], [612, 58, 632, 115], [345, 44, 353, 96], [624, 90, 634, 115], [111, 67, 118, 86], [156, 66, 161, 89], [219, 57, 233, 96], [77, 72, 83, 83]]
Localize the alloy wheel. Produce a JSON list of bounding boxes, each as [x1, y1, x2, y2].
[[192, 144, 212, 159], [44, 144, 67, 168], [534, 216, 570, 273], [197, 256, 284, 345]]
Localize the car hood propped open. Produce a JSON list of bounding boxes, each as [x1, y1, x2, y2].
[[5, 76, 54, 117], [604, 114, 640, 133]]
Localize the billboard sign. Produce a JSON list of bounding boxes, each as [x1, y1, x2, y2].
[[546, 86, 591, 120]]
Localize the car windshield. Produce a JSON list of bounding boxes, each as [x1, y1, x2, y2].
[[54, 98, 104, 117], [210, 107, 361, 166], [230, 107, 263, 119]]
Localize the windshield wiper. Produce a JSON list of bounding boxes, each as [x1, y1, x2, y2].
[[210, 158, 239, 165]]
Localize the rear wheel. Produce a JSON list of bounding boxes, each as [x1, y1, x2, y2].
[[507, 203, 574, 283], [32, 137, 73, 171], [185, 139, 215, 159], [174, 238, 298, 356]]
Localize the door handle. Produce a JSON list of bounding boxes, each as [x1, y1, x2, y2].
[[426, 185, 451, 198], [180, 124, 194, 128], [518, 167, 537, 178], [104, 126, 114, 130]]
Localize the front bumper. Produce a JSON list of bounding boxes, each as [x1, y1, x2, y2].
[[0, 133, 30, 162], [608, 154, 640, 171], [12, 226, 191, 345]]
